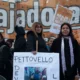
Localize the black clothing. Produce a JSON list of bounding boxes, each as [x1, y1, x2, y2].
[[14, 26, 26, 52], [14, 36, 27, 52], [15, 25, 25, 35], [26, 31, 48, 52], [50, 38, 80, 80], [0, 45, 12, 80]]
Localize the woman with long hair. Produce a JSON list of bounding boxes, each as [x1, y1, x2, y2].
[[50, 23, 80, 80], [26, 22, 48, 53]]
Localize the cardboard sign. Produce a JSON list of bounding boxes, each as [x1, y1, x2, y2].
[[54, 4, 73, 25], [50, 4, 73, 34]]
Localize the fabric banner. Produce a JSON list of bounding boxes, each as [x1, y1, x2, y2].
[[13, 52, 59, 80]]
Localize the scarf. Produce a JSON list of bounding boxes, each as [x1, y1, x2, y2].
[[61, 37, 74, 75]]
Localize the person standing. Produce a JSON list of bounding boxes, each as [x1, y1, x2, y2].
[[26, 22, 48, 53], [14, 25, 27, 52], [0, 33, 12, 80], [50, 23, 80, 80], [46, 37, 54, 51]]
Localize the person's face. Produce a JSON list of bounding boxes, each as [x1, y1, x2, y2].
[[61, 25, 70, 36], [35, 24, 42, 33]]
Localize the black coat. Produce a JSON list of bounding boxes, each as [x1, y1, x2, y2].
[[14, 25, 27, 52], [0, 45, 12, 80], [26, 31, 48, 52], [50, 38, 80, 80], [14, 35, 27, 52]]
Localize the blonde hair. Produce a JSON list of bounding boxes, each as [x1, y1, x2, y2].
[[31, 22, 44, 38]]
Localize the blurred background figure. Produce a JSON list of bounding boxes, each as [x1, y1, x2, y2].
[[0, 32, 12, 80], [6, 39, 14, 54], [5, 39, 14, 77], [46, 37, 54, 51], [6, 39, 14, 48]]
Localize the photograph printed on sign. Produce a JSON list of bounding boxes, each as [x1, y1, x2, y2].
[[24, 67, 47, 80]]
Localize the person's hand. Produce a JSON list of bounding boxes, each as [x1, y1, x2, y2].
[[32, 51, 37, 55]]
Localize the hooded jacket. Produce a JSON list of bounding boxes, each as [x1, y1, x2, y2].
[[14, 26, 27, 52]]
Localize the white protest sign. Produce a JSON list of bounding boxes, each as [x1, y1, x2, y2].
[[13, 52, 59, 80], [50, 4, 73, 34]]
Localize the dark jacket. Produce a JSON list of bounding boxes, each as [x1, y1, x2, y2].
[[14, 26, 27, 52], [50, 38, 80, 80], [26, 31, 48, 52], [0, 44, 12, 80]]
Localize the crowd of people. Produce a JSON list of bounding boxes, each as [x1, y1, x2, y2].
[[0, 22, 80, 80]]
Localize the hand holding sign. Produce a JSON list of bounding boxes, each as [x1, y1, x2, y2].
[[32, 51, 37, 55]]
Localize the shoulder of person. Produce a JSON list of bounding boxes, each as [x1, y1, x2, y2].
[[27, 31, 38, 40], [27, 31, 35, 36], [53, 37, 61, 42]]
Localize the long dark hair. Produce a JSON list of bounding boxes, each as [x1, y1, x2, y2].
[[58, 23, 74, 39]]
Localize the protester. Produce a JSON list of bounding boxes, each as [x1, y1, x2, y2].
[[0, 33, 12, 80], [14, 25, 27, 52], [6, 39, 14, 54], [6, 39, 14, 78], [26, 22, 48, 53], [50, 23, 80, 80]]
